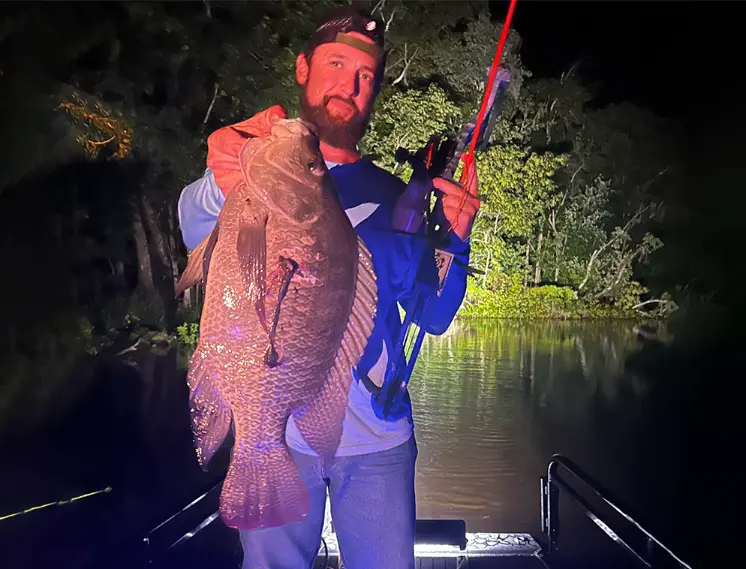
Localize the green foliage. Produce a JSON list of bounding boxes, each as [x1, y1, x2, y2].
[[176, 323, 199, 351], [175, 322, 200, 369], [467, 144, 566, 287], [0, 0, 688, 417], [476, 144, 566, 238], [370, 1, 527, 106], [460, 65, 677, 319], [362, 84, 462, 171], [461, 272, 663, 320], [462, 273, 577, 319]]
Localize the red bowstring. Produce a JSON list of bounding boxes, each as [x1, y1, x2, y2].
[[450, 0, 518, 236]]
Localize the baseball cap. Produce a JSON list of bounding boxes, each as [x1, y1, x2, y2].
[[305, 6, 385, 61]]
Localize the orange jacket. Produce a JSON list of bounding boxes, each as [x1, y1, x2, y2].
[[205, 105, 288, 196]]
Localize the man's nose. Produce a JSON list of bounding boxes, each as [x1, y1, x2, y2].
[[336, 71, 360, 98]]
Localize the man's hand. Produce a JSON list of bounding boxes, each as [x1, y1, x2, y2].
[[207, 105, 288, 197], [432, 164, 480, 242]]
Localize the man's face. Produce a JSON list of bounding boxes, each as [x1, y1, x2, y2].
[[296, 33, 380, 150]]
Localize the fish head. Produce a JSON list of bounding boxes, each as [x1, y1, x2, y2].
[[239, 119, 331, 225]]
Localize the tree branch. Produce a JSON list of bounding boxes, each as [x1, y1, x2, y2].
[[632, 298, 671, 310], [385, 7, 398, 32], [548, 208, 557, 233], [568, 164, 583, 189], [371, 0, 386, 16], [578, 246, 604, 291], [391, 44, 418, 86], [640, 166, 671, 193], [203, 83, 219, 125], [578, 203, 650, 292], [560, 60, 579, 85], [593, 250, 636, 300], [372, 0, 397, 32]]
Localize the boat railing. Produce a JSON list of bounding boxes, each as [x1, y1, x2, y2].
[[540, 454, 692, 569]]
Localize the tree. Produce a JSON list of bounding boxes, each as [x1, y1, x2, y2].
[[362, 83, 463, 171], [0, 0, 687, 402], [468, 144, 565, 288]]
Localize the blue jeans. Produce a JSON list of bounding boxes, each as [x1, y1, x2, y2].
[[240, 436, 418, 569]]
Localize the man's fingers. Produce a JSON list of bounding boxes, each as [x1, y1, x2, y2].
[[431, 177, 457, 196], [442, 192, 480, 211], [432, 174, 479, 199]]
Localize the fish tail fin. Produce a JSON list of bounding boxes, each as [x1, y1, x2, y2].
[[220, 442, 309, 531], [293, 236, 378, 465], [187, 351, 231, 468]]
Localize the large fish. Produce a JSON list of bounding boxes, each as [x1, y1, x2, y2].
[[175, 118, 377, 531]]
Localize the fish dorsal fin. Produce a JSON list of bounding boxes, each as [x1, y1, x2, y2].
[[175, 222, 220, 297], [291, 235, 378, 464]]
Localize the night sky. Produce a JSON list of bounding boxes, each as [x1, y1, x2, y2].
[[497, 1, 740, 121], [505, 1, 744, 287], [0, 4, 742, 568]]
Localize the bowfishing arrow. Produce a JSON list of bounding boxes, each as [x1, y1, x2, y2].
[[374, 0, 519, 419]]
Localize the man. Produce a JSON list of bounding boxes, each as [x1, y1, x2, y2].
[[177, 6, 480, 569]]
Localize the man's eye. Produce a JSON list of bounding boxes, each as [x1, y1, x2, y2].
[[361, 73, 373, 83], [330, 61, 342, 68]]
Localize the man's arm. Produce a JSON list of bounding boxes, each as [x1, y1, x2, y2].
[[177, 168, 225, 250], [425, 233, 470, 335], [397, 229, 470, 336], [391, 162, 478, 336], [415, 169, 479, 334]]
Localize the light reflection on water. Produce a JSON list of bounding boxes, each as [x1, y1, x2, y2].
[[409, 319, 653, 538], [2, 317, 692, 568]]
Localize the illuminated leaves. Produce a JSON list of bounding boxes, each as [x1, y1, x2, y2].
[[362, 83, 462, 172], [476, 145, 565, 238], [59, 93, 133, 159]]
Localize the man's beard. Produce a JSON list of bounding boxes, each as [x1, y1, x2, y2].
[[299, 91, 370, 150]]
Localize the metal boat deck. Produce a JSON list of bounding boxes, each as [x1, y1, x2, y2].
[[92, 455, 691, 569], [323, 530, 549, 568], [148, 515, 549, 569]]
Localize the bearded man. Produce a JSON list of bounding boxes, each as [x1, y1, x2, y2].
[[177, 6, 480, 569]]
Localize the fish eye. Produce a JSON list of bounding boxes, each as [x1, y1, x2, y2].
[[307, 158, 324, 176]]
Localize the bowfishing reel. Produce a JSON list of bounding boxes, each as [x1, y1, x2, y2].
[[394, 134, 462, 182], [392, 133, 470, 250]]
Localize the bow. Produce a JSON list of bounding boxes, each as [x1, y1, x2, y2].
[[373, 0, 519, 419]]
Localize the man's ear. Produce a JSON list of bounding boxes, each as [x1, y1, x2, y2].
[[296, 52, 310, 86]]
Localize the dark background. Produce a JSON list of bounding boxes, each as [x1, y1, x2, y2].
[[512, 0, 744, 322], [0, 2, 742, 568]]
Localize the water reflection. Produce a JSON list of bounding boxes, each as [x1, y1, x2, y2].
[[0, 349, 230, 569], [410, 319, 653, 538], [2, 318, 696, 568]]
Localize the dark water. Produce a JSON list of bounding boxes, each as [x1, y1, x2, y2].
[[410, 319, 738, 568], [411, 321, 678, 560], [0, 319, 733, 568]]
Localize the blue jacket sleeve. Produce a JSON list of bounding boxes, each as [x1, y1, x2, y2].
[[397, 228, 470, 336], [427, 233, 470, 335], [177, 168, 225, 251]]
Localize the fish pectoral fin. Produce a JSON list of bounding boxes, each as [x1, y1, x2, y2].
[[293, 237, 378, 462], [176, 222, 220, 297], [237, 212, 268, 318], [263, 256, 299, 368]]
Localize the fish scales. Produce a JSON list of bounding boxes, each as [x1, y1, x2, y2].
[[176, 119, 377, 531]]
